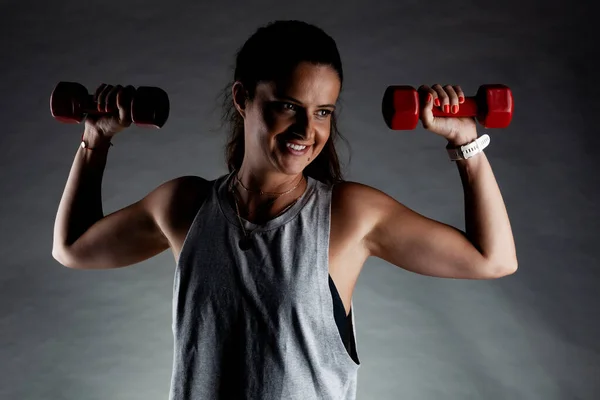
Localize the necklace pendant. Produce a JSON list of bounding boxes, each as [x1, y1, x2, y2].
[[239, 237, 253, 251]]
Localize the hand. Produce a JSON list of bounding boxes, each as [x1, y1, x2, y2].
[[418, 84, 478, 146], [84, 84, 135, 138]]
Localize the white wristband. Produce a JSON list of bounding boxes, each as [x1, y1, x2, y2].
[[447, 134, 490, 161]]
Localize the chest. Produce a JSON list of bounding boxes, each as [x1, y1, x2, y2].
[[167, 185, 369, 315]]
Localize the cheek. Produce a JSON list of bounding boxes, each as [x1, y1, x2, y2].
[[317, 125, 331, 145], [313, 128, 331, 155], [246, 112, 271, 142], [260, 105, 288, 132]]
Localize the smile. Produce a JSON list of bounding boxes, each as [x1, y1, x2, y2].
[[287, 143, 307, 151], [283, 141, 312, 156]]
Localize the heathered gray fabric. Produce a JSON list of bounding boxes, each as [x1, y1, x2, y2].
[[169, 171, 361, 400]]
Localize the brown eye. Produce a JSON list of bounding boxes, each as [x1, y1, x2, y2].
[[281, 103, 297, 112], [316, 110, 332, 118]]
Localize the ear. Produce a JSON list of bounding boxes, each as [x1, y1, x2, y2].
[[232, 81, 248, 118]]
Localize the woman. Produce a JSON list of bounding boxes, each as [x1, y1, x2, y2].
[[52, 20, 517, 400]]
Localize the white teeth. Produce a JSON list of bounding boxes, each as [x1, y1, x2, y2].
[[286, 143, 307, 151]]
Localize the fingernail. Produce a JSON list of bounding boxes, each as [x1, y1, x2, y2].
[[451, 105, 458, 114], [443, 104, 449, 113], [459, 96, 464, 103], [434, 98, 440, 107], [426, 93, 432, 102]]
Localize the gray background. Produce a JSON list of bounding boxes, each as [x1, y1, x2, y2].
[[1, 0, 598, 399]]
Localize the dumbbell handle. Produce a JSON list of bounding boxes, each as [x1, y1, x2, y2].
[[72, 94, 115, 117], [431, 97, 478, 118], [63, 94, 155, 123]]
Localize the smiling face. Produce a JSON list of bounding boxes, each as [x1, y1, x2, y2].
[[234, 62, 342, 177]]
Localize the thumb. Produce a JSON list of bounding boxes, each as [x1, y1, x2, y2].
[[117, 85, 135, 127], [420, 91, 435, 129]]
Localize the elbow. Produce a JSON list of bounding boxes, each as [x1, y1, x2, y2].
[[52, 247, 77, 269], [500, 265, 518, 277], [491, 260, 518, 278]]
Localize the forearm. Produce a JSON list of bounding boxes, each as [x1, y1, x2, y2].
[[52, 128, 111, 253], [454, 150, 517, 270]]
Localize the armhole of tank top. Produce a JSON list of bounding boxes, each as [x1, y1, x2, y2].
[[325, 181, 360, 368], [175, 178, 215, 268], [347, 300, 360, 365]]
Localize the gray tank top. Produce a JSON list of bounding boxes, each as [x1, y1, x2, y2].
[[169, 171, 360, 399]]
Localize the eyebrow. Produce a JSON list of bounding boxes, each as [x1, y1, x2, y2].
[[277, 95, 337, 110]]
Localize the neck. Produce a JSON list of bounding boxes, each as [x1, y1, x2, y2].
[[231, 166, 307, 223], [236, 166, 304, 196]]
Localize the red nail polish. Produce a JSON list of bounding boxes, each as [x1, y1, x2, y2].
[[426, 93, 432, 102], [451, 105, 458, 114], [459, 96, 464, 103], [443, 104, 449, 113], [434, 98, 440, 107]]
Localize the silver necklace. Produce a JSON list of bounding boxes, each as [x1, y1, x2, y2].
[[229, 172, 305, 251]]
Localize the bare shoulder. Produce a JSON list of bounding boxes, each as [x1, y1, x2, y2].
[[143, 175, 213, 242], [332, 180, 433, 263], [332, 180, 397, 217], [331, 181, 396, 247]]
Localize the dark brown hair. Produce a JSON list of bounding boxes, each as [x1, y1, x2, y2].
[[220, 20, 349, 184]]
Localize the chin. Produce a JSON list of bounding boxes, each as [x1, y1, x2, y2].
[[277, 161, 308, 176], [274, 143, 316, 174]]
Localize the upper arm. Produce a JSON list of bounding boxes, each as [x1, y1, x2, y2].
[[337, 182, 498, 280], [56, 176, 208, 270]]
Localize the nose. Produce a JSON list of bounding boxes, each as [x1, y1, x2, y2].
[[293, 110, 316, 139]]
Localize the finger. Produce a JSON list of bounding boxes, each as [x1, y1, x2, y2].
[[94, 83, 107, 103], [443, 84, 459, 114], [117, 85, 135, 126], [422, 84, 440, 108], [97, 84, 113, 112], [417, 85, 435, 129], [454, 85, 465, 104], [432, 83, 449, 112], [417, 84, 435, 107], [105, 84, 122, 114]]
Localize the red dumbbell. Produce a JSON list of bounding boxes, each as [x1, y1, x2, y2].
[[50, 81, 170, 128], [382, 84, 514, 130]]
